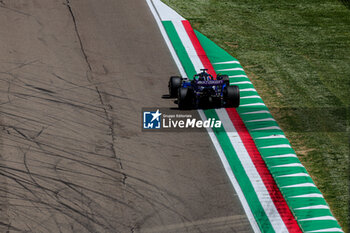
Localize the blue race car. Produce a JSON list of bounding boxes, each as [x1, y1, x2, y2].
[[168, 69, 240, 109]]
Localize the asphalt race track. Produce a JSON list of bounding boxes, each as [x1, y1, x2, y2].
[[0, 0, 253, 232]]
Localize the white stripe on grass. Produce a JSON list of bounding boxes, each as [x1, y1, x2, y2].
[[251, 126, 282, 131], [214, 60, 240, 65], [242, 110, 270, 115], [256, 135, 286, 139], [260, 144, 292, 149], [246, 118, 276, 123], [218, 68, 244, 72], [267, 154, 298, 159], [230, 81, 252, 85], [300, 216, 336, 221], [241, 95, 262, 99], [290, 194, 324, 198], [240, 88, 257, 92], [305, 228, 344, 233], [295, 205, 330, 210], [272, 163, 304, 168], [240, 103, 266, 107], [229, 75, 248, 78], [281, 183, 316, 188], [277, 173, 309, 177]]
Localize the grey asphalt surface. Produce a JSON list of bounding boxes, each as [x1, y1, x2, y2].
[[0, 0, 253, 232]]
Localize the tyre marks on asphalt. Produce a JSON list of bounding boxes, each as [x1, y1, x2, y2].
[[0, 1, 131, 231], [0, 0, 253, 232]]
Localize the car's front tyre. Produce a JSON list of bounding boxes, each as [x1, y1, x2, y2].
[[168, 76, 182, 97]]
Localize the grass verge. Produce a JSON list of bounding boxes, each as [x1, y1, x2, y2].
[[162, 0, 350, 231]]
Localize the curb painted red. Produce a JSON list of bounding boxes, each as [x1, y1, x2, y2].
[[181, 20, 216, 78], [226, 108, 302, 232]]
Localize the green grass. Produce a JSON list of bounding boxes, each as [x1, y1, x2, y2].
[[162, 0, 350, 231]]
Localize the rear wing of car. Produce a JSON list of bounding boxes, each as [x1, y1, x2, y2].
[[195, 80, 224, 86]]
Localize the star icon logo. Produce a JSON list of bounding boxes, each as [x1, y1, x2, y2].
[[143, 109, 162, 129], [150, 109, 161, 122]]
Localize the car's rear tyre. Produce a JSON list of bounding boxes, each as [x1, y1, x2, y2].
[[178, 87, 194, 109], [224, 85, 240, 108], [169, 76, 182, 97]]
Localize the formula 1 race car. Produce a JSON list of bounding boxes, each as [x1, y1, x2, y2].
[[168, 69, 240, 109]]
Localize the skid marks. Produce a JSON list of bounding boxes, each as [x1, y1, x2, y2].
[[0, 63, 190, 231]]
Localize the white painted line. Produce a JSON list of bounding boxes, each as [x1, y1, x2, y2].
[[241, 95, 261, 99], [281, 183, 316, 188], [256, 135, 286, 139], [277, 172, 309, 177], [216, 108, 287, 233], [241, 110, 270, 115], [198, 110, 261, 233], [300, 216, 336, 221], [146, 0, 187, 77], [218, 68, 244, 72], [295, 205, 330, 210], [240, 88, 257, 92], [272, 163, 304, 168], [252, 126, 282, 131], [214, 61, 240, 65], [260, 144, 291, 149], [267, 154, 298, 159], [305, 228, 344, 233], [230, 81, 252, 85], [229, 75, 248, 78], [151, 0, 185, 21], [289, 194, 324, 198], [240, 103, 266, 107], [246, 118, 275, 123]]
